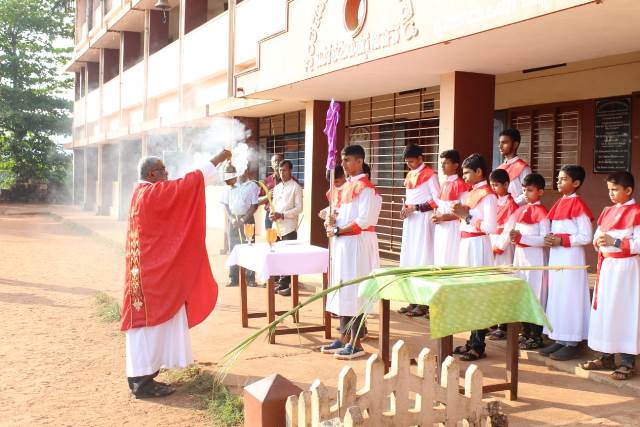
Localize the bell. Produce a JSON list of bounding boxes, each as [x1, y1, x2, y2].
[[154, 0, 171, 11]]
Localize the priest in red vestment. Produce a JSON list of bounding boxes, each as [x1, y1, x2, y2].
[[121, 149, 230, 398]]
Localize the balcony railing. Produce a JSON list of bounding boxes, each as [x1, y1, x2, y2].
[[86, 89, 101, 123], [121, 61, 144, 109], [183, 14, 228, 85], [73, 99, 85, 128], [102, 77, 120, 117], [235, 0, 287, 65], [148, 40, 179, 98]]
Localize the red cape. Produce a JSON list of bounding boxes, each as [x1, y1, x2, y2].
[[597, 203, 640, 232], [497, 158, 529, 181], [465, 184, 495, 209], [497, 195, 519, 226], [547, 196, 594, 221], [514, 203, 548, 224], [440, 177, 469, 201], [404, 165, 435, 189], [120, 170, 218, 331]]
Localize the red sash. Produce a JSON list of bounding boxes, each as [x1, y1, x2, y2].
[[461, 231, 486, 238], [547, 196, 594, 221], [497, 158, 529, 181], [404, 165, 435, 189], [340, 225, 376, 236]]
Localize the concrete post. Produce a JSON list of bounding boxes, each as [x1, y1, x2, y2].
[[243, 374, 302, 427]]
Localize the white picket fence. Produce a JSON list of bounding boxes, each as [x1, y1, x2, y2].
[[285, 340, 507, 426]]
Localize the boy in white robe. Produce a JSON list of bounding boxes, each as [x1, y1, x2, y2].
[[540, 165, 594, 361], [398, 144, 440, 317], [580, 172, 640, 380], [487, 168, 519, 341], [451, 153, 497, 361], [322, 145, 382, 360], [504, 173, 550, 349], [497, 128, 532, 206], [432, 150, 468, 266]]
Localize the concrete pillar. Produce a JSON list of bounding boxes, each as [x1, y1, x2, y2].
[[73, 148, 85, 205], [118, 140, 142, 220], [302, 100, 346, 247], [439, 71, 495, 163], [83, 147, 98, 211], [243, 374, 302, 427]]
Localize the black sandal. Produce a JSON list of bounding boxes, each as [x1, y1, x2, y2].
[[580, 356, 616, 371], [133, 381, 176, 399], [453, 344, 471, 355], [406, 306, 427, 317], [460, 349, 486, 361]]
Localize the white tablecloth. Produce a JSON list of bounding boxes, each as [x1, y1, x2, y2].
[[225, 242, 329, 282]]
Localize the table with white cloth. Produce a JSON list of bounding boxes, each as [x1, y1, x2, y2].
[[226, 241, 331, 343]]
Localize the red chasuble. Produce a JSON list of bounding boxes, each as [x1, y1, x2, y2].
[[497, 195, 519, 227], [120, 169, 218, 331], [440, 176, 469, 201], [497, 158, 529, 181], [404, 165, 435, 189]]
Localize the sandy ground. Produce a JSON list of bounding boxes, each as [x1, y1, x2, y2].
[[3, 204, 640, 426], [0, 209, 208, 426]]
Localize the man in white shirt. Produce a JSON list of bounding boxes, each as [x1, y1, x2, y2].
[[270, 160, 303, 296], [220, 164, 260, 287]]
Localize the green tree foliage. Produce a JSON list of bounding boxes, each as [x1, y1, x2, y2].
[[0, 0, 73, 200]]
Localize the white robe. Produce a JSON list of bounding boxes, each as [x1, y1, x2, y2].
[[458, 181, 497, 267], [543, 200, 593, 342], [502, 204, 550, 307], [327, 174, 382, 316], [433, 175, 467, 266], [588, 200, 640, 354], [125, 305, 192, 377], [400, 167, 440, 267]]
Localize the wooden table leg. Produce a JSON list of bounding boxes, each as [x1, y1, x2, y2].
[[322, 272, 331, 339], [240, 267, 248, 328], [268, 277, 276, 344], [436, 335, 453, 382], [379, 299, 390, 372], [291, 275, 299, 323], [506, 322, 519, 401]]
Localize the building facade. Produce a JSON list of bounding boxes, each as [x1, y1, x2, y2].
[[66, 0, 640, 264]]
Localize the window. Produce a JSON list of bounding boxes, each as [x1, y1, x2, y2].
[[259, 111, 306, 185], [510, 107, 580, 189], [346, 87, 440, 261]]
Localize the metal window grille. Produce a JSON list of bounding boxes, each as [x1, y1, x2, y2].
[[510, 108, 580, 189], [259, 110, 306, 185], [346, 87, 440, 261]]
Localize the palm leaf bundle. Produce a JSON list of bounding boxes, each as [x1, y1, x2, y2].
[[216, 264, 586, 382]]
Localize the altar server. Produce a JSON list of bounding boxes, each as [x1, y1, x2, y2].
[[581, 172, 640, 380], [432, 150, 468, 266], [451, 153, 497, 361], [322, 145, 382, 360], [397, 144, 440, 318], [497, 128, 531, 206], [540, 165, 594, 361], [505, 173, 549, 349], [487, 168, 522, 341]]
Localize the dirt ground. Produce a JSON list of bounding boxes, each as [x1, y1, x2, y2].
[[0, 209, 208, 426], [4, 204, 640, 426]]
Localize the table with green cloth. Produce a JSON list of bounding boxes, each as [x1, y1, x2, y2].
[[359, 269, 551, 401]]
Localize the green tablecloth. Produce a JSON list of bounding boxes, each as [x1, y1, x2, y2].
[[359, 269, 551, 339]]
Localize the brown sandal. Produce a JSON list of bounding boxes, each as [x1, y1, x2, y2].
[[611, 366, 634, 380], [579, 357, 616, 371]]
